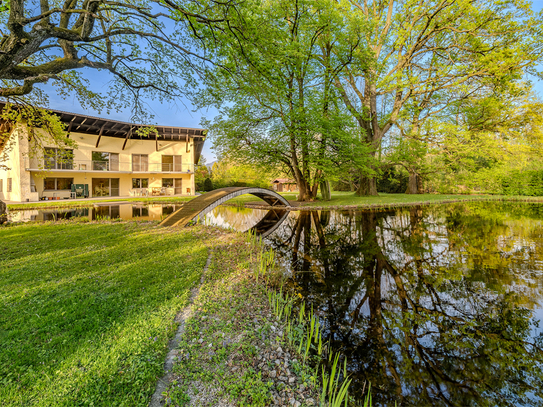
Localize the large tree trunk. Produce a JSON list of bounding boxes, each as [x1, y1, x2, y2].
[[0, 199, 6, 224], [357, 175, 378, 196], [405, 171, 423, 194], [320, 180, 331, 201]]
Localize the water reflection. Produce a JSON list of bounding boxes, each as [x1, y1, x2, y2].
[[208, 203, 543, 406], [202, 206, 289, 237], [7, 204, 183, 222]]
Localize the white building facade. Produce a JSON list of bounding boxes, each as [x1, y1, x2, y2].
[[0, 109, 206, 202]]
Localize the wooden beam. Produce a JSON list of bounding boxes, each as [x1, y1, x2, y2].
[[66, 117, 75, 138], [95, 123, 106, 148], [122, 127, 132, 150]]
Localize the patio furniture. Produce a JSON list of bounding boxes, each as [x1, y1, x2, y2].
[[152, 187, 162, 196]]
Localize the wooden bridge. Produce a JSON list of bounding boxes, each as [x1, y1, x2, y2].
[[159, 187, 291, 227]]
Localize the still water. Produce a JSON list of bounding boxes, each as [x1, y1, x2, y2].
[[6, 203, 183, 222], [203, 203, 543, 407]]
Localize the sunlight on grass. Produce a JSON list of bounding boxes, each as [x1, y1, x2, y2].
[[0, 221, 209, 406]]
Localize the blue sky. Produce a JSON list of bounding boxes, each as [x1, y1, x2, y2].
[[41, 1, 543, 163]]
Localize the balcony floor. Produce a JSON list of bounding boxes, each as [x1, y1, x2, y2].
[[3, 193, 197, 205]]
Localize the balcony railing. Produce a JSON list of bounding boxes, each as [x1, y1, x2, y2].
[[28, 159, 194, 173]]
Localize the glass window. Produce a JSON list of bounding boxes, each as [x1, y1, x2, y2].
[[92, 178, 119, 197], [132, 154, 148, 171], [44, 178, 56, 190], [44, 148, 73, 170], [162, 178, 174, 188], [132, 178, 149, 189], [57, 178, 73, 190], [162, 155, 173, 172], [0, 179, 3, 192], [44, 148, 56, 169], [92, 152, 109, 171], [44, 178, 73, 190], [7, 178, 12, 192]]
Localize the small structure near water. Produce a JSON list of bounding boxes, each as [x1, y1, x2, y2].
[[272, 178, 297, 192]]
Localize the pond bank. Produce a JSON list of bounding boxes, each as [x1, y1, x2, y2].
[[160, 233, 326, 406], [225, 194, 543, 211], [9, 193, 543, 213]]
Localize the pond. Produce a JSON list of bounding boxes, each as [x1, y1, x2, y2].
[[202, 203, 543, 407], [6, 203, 184, 223]]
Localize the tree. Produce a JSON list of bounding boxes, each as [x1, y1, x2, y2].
[[195, 0, 372, 201], [203, 177, 213, 192], [332, 0, 543, 195], [0, 0, 231, 172], [194, 156, 210, 191], [0, 0, 221, 108]]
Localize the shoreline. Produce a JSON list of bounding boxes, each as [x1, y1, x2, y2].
[[8, 194, 543, 213], [221, 195, 543, 211]]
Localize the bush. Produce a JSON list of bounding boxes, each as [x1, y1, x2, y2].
[[204, 177, 213, 191], [377, 168, 408, 193]]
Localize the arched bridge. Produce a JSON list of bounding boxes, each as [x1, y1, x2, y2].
[[160, 187, 291, 227]]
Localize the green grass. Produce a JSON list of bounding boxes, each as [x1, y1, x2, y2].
[[0, 221, 210, 406], [7, 196, 193, 211], [10, 190, 543, 213], [225, 191, 543, 207]]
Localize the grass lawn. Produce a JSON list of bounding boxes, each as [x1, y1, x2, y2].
[[225, 191, 537, 207], [0, 221, 213, 406]]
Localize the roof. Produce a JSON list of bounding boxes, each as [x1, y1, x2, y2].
[[272, 178, 296, 184], [0, 103, 207, 163]]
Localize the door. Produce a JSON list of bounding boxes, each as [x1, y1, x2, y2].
[[174, 179, 182, 195], [92, 178, 109, 197], [174, 156, 182, 172], [110, 178, 120, 197], [110, 153, 119, 171]]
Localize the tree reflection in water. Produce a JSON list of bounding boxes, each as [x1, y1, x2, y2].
[[266, 203, 543, 407]]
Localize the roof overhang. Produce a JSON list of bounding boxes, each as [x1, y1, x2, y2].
[[0, 103, 207, 162]]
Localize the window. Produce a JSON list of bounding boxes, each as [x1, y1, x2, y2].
[[92, 152, 119, 171], [0, 179, 2, 192], [162, 155, 182, 172], [132, 178, 149, 189], [162, 178, 174, 188], [44, 178, 73, 190], [132, 154, 148, 171], [44, 148, 73, 170], [7, 178, 12, 192]]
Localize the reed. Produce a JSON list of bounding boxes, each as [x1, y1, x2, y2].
[[255, 234, 352, 407]]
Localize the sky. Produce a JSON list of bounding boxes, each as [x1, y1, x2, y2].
[[41, 0, 543, 164]]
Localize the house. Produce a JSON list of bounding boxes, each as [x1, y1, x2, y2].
[[0, 108, 206, 202], [272, 178, 297, 192]]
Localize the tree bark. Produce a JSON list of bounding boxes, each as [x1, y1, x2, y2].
[[405, 171, 423, 194], [320, 180, 331, 201], [0, 199, 7, 224], [357, 175, 378, 196]]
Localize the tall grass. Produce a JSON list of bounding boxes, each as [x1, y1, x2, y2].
[[247, 230, 361, 407]]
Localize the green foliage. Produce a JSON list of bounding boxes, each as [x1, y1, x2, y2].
[[0, 103, 76, 170], [377, 168, 409, 194], [203, 177, 213, 192], [210, 160, 272, 189], [191, 0, 373, 200]]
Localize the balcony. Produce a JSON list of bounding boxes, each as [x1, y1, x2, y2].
[[26, 159, 195, 173]]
